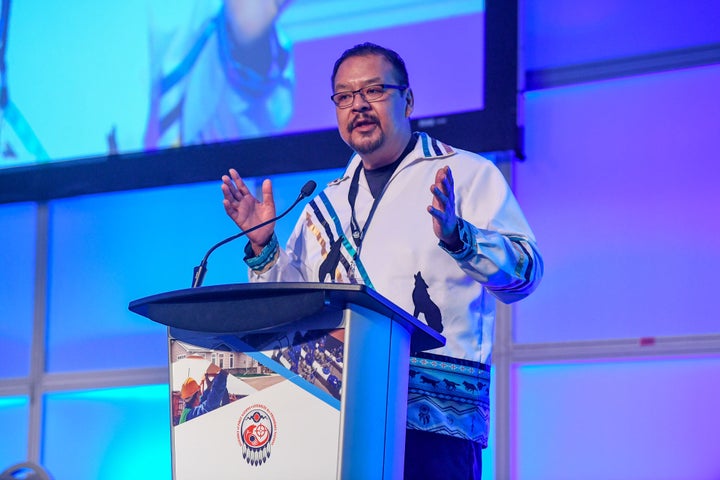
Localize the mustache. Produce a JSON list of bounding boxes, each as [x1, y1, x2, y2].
[[349, 114, 379, 131]]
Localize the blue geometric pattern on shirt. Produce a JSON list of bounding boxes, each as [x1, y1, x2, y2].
[[406, 355, 490, 447]]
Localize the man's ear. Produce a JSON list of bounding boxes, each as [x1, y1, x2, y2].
[[404, 88, 414, 117]]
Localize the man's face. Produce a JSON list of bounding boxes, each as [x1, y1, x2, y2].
[[332, 54, 413, 163]]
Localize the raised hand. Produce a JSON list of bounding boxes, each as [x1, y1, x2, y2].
[[221, 168, 277, 253], [427, 166, 462, 250]]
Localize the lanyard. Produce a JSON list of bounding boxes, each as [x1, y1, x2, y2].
[[347, 163, 387, 257], [346, 134, 416, 257]]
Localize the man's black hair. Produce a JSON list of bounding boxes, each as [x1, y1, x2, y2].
[[331, 42, 409, 88]]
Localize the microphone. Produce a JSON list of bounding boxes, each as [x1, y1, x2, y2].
[[191, 180, 317, 288]]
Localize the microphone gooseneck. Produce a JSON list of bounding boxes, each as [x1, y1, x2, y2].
[[191, 180, 317, 288]]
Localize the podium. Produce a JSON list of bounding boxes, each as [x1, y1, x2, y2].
[[129, 283, 444, 480]]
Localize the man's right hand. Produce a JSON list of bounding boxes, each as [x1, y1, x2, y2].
[[221, 168, 277, 255]]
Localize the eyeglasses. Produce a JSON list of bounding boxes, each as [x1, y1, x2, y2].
[[330, 84, 408, 108]]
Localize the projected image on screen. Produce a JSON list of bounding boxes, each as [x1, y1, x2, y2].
[[1, 0, 484, 170]]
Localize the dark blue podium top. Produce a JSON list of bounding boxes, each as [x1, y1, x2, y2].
[[129, 282, 445, 353]]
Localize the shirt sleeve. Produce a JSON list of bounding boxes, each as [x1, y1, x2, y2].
[[243, 212, 310, 283], [454, 220, 543, 304], [445, 159, 544, 304]]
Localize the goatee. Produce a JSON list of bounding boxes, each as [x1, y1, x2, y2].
[[350, 133, 384, 155], [347, 118, 384, 154]]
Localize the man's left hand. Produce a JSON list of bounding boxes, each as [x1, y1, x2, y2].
[[427, 166, 462, 250]]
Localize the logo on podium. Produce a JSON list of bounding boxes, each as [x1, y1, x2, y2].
[[237, 404, 277, 466]]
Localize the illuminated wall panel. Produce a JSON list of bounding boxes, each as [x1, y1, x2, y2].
[[0, 203, 36, 378], [45, 182, 239, 372], [513, 356, 720, 480], [42, 385, 170, 480], [514, 64, 720, 343], [43, 169, 344, 372], [0, 396, 29, 470]]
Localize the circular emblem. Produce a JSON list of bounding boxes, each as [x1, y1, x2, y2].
[[237, 405, 276, 466]]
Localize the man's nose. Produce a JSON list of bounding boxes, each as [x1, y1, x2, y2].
[[351, 92, 371, 110]]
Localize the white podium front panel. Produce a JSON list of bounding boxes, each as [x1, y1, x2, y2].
[[170, 328, 345, 480]]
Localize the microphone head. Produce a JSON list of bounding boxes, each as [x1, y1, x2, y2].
[[301, 180, 317, 198]]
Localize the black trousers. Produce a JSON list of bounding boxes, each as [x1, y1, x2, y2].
[[403, 429, 483, 480]]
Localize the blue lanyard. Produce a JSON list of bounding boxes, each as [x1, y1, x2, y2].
[[347, 163, 387, 257]]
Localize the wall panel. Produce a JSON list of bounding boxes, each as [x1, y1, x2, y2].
[[45, 182, 240, 372], [0, 396, 29, 470], [515, 64, 720, 343], [513, 356, 720, 480], [42, 385, 170, 480], [0, 203, 36, 378]]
